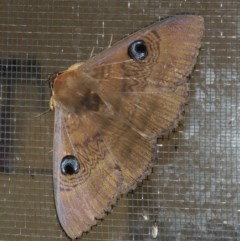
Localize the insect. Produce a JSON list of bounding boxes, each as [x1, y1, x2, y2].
[[151, 220, 159, 239], [49, 15, 204, 239]]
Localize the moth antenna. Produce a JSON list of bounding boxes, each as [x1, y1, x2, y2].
[[34, 108, 51, 118], [89, 47, 95, 58], [107, 34, 113, 48]]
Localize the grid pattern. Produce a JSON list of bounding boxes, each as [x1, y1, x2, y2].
[[0, 0, 239, 240]]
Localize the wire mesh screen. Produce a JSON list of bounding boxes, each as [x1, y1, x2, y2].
[[0, 0, 239, 240]]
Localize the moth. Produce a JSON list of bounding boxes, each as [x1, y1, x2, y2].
[[49, 15, 204, 239]]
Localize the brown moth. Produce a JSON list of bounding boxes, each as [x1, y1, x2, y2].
[[50, 15, 204, 239]]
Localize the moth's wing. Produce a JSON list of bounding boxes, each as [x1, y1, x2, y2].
[[53, 102, 156, 239], [53, 106, 123, 239], [80, 15, 204, 189], [82, 15, 204, 137], [84, 15, 204, 91]]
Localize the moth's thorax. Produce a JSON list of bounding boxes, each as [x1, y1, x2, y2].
[[51, 64, 103, 114]]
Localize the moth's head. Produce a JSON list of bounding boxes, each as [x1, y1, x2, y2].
[[48, 72, 64, 110], [48, 71, 63, 93]]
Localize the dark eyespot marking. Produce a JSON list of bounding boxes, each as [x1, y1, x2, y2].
[[128, 40, 148, 60], [61, 155, 80, 175]]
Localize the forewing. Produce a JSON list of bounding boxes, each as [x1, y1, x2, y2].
[[53, 107, 123, 239], [82, 15, 204, 137]]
